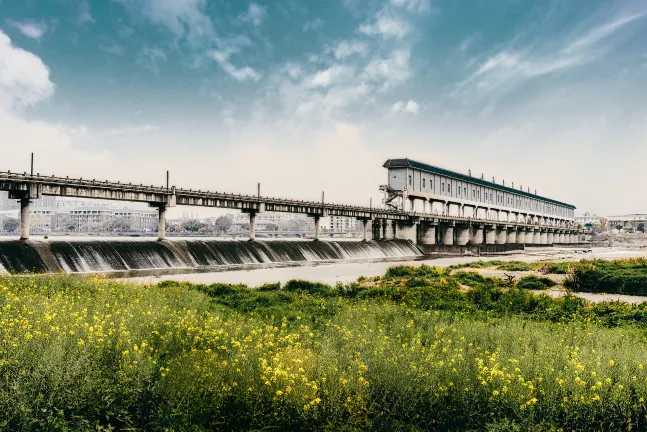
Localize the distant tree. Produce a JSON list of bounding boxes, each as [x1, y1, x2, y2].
[[182, 219, 202, 232], [214, 216, 233, 233], [266, 223, 279, 232], [56, 215, 77, 232], [3, 217, 19, 233], [615, 224, 624, 231], [102, 218, 133, 232], [638, 223, 645, 233], [240, 223, 250, 231]]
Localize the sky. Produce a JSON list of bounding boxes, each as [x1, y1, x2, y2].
[[0, 0, 646, 218]]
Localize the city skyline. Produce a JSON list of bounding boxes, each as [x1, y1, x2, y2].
[[1, 0, 646, 217]]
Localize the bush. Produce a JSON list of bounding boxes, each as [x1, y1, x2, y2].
[[516, 275, 556, 290]]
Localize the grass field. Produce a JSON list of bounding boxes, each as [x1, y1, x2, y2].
[[2, 260, 647, 430]]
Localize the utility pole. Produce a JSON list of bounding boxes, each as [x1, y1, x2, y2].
[[30, 153, 34, 176]]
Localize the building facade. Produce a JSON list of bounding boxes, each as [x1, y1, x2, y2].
[[607, 214, 647, 231], [383, 159, 575, 222]]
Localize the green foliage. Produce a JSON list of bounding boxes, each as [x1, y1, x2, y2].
[[566, 259, 647, 295], [516, 275, 556, 290], [4, 261, 647, 430]]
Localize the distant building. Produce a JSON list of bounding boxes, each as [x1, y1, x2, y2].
[[575, 212, 602, 227], [329, 216, 360, 233], [113, 208, 158, 231], [607, 214, 647, 231]]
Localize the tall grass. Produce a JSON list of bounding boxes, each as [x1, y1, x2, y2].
[[2, 265, 647, 430]]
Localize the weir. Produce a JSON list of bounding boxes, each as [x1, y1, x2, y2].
[[0, 239, 422, 275]]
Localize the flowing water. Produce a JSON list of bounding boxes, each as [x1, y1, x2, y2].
[[0, 238, 422, 274]]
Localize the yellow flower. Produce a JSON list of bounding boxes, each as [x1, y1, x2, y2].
[[609, 360, 615, 367]]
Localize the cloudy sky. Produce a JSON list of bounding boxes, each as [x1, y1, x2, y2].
[[1, 0, 646, 217]]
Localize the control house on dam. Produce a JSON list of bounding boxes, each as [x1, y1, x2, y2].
[[376, 159, 579, 251]]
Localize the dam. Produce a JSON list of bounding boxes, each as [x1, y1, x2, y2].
[[0, 238, 423, 275]]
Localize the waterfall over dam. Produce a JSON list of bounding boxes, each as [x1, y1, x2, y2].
[[0, 238, 422, 275]]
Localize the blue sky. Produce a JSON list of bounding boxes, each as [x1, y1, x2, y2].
[[1, 0, 646, 217]]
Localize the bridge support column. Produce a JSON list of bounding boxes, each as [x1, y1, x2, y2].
[[384, 220, 395, 240], [469, 224, 484, 245], [455, 225, 470, 245], [362, 219, 369, 241], [373, 219, 383, 240], [249, 212, 256, 241], [547, 231, 554, 245], [516, 229, 526, 244], [496, 226, 507, 244], [506, 228, 517, 244], [438, 223, 454, 245], [417, 222, 436, 245], [558, 232, 564, 243], [396, 220, 417, 243], [485, 225, 496, 244], [533, 229, 541, 245], [540, 230, 548, 245], [19, 198, 31, 241], [314, 216, 321, 240], [157, 205, 167, 241]]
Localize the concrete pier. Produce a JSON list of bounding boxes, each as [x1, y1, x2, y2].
[[384, 220, 395, 240], [547, 232, 554, 244], [157, 205, 167, 241], [19, 198, 30, 241], [439, 224, 454, 245], [249, 212, 256, 241], [314, 216, 321, 240], [396, 221, 417, 243], [418, 223, 436, 245], [496, 227, 507, 244], [533, 230, 541, 245], [506, 228, 517, 244], [517, 229, 526, 244], [485, 226, 496, 245], [455, 226, 470, 245], [362, 219, 369, 241], [540, 231, 548, 245], [469, 225, 484, 245]]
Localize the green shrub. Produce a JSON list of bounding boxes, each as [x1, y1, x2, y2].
[[516, 275, 556, 290]]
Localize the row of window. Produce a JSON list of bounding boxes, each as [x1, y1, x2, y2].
[[405, 171, 573, 218]]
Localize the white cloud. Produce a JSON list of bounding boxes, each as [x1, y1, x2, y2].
[[303, 18, 325, 32], [6, 19, 48, 40], [391, 100, 419, 114], [458, 11, 646, 98], [210, 50, 260, 81], [309, 65, 353, 88], [390, 0, 431, 14], [0, 30, 112, 177], [564, 12, 646, 54], [0, 32, 54, 109], [136, 47, 167, 75], [333, 40, 368, 60], [101, 43, 124, 56], [363, 50, 411, 89], [359, 14, 411, 40], [78, 0, 95, 24], [281, 63, 303, 80], [241, 3, 267, 27], [114, 0, 213, 45]]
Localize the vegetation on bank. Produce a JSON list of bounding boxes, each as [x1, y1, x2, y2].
[[1, 260, 647, 430], [450, 258, 647, 295]]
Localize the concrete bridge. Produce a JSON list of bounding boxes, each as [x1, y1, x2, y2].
[[0, 170, 581, 246]]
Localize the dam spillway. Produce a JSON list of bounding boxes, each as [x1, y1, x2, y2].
[[0, 238, 422, 275]]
